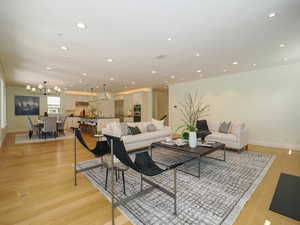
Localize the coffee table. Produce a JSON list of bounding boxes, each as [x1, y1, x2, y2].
[[150, 141, 226, 178]]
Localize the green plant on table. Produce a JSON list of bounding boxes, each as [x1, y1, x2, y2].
[[175, 92, 209, 139]]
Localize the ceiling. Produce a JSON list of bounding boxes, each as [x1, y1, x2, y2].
[[0, 0, 300, 92]]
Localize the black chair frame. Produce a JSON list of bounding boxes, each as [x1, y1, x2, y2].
[[74, 129, 127, 195], [105, 134, 184, 225]]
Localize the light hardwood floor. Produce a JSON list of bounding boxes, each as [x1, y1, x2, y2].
[[0, 133, 299, 225]]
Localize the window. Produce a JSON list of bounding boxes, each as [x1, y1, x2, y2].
[[47, 96, 61, 114]]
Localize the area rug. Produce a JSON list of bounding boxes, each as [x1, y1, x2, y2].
[[77, 148, 275, 225], [15, 130, 73, 144]]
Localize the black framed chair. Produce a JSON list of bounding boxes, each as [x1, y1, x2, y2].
[[74, 129, 127, 195], [104, 134, 184, 225], [196, 120, 211, 143]]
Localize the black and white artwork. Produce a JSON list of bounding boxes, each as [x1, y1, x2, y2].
[[15, 96, 40, 115]]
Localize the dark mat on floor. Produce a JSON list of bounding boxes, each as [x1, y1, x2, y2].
[[269, 173, 300, 221]]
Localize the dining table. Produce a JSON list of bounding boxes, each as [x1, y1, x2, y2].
[[35, 120, 63, 138]]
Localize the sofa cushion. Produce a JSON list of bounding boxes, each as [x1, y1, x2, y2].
[[207, 121, 220, 132], [206, 132, 237, 143], [230, 122, 245, 136], [146, 123, 157, 132], [122, 129, 171, 144], [120, 123, 129, 136], [152, 119, 164, 130]]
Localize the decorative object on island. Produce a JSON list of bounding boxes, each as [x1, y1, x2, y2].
[[25, 81, 61, 95], [15, 96, 40, 115], [175, 92, 210, 148]]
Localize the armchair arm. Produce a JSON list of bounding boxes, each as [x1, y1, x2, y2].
[[238, 127, 248, 147]]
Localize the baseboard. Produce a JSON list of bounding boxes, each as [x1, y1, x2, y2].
[[249, 140, 300, 151]]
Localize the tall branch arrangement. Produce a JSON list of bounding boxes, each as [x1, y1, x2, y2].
[[178, 92, 210, 132]]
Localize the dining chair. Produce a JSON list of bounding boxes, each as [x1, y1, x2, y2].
[[26, 117, 39, 139], [41, 117, 57, 139], [57, 116, 66, 135]]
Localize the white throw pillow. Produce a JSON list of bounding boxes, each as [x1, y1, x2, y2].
[[151, 119, 164, 130], [110, 122, 122, 137], [207, 121, 220, 132]]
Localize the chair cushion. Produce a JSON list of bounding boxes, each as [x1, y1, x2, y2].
[[196, 120, 209, 131], [206, 132, 237, 143]]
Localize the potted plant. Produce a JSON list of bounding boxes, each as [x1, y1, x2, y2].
[[176, 92, 209, 148]]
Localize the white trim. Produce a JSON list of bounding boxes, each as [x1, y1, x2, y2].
[[249, 140, 300, 151]]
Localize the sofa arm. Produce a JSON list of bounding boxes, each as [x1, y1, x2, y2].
[[238, 127, 248, 147]]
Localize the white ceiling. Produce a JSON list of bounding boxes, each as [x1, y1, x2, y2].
[[0, 0, 300, 92]]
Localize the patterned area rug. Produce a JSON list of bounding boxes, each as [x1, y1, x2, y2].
[[77, 148, 275, 225]]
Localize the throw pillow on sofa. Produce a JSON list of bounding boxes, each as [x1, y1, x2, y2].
[[120, 123, 129, 136], [128, 126, 142, 135], [146, 124, 157, 132], [152, 119, 164, 130], [219, 121, 232, 134]]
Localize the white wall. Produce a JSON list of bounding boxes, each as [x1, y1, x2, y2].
[[0, 64, 7, 147], [169, 63, 300, 150]]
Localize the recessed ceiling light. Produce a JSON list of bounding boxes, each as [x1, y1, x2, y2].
[[131, 81, 135, 85], [232, 61, 238, 65], [167, 37, 172, 41], [82, 73, 87, 76], [77, 22, 87, 29], [252, 63, 257, 67], [195, 53, 200, 57], [197, 70, 202, 73], [79, 80, 82, 83], [110, 77, 115, 81], [223, 69, 227, 72], [283, 57, 288, 61], [151, 70, 157, 74], [60, 46, 68, 51], [279, 44, 285, 48], [107, 59, 113, 62], [171, 75, 175, 79], [264, 220, 271, 225], [268, 12, 277, 18], [46, 66, 52, 70], [288, 149, 292, 155]]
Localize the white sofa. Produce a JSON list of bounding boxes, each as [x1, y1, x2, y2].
[[102, 122, 172, 151], [205, 121, 248, 150]]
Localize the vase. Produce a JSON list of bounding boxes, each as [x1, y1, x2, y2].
[[189, 131, 197, 148]]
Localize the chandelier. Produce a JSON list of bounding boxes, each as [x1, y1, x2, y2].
[[99, 84, 111, 100], [26, 81, 61, 95]]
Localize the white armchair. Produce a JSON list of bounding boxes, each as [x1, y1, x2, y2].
[[205, 121, 248, 151]]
